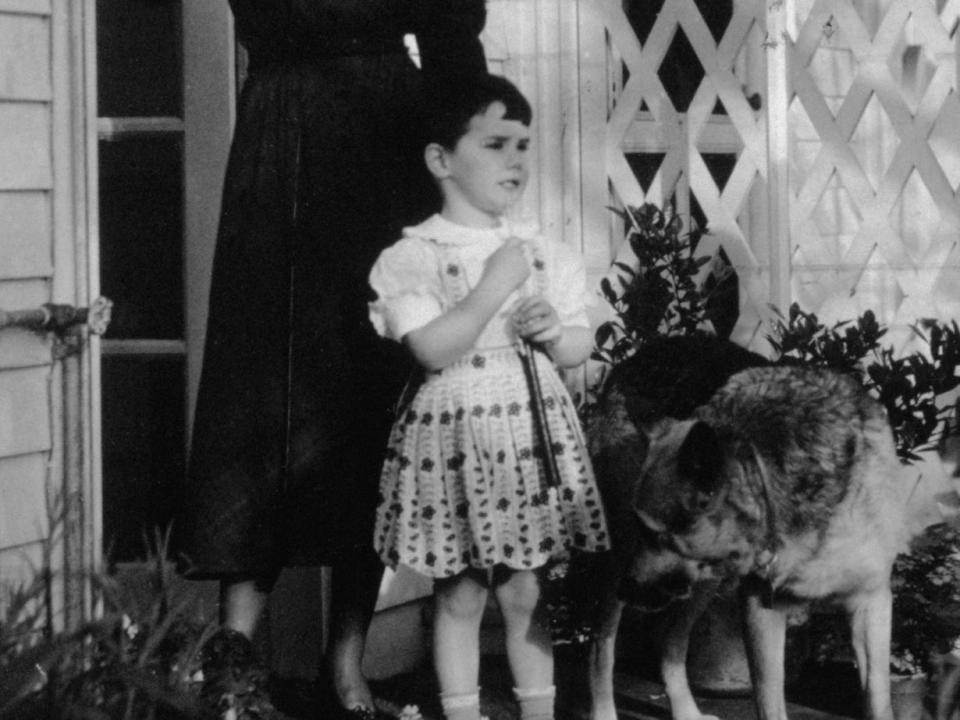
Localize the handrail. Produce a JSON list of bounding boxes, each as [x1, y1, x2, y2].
[[0, 297, 112, 335]]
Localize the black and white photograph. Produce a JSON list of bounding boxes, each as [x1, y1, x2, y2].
[[2, 2, 960, 719]]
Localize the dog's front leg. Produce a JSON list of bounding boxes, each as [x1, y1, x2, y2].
[[588, 598, 623, 720], [662, 579, 720, 720], [846, 589, 894, 720], [741, 590, 788, 720]]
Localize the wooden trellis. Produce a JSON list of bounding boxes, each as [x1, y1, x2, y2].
[[582, 0, 960, 350]]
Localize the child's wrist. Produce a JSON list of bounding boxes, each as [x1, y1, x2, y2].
[[542, 326, 563, 352]]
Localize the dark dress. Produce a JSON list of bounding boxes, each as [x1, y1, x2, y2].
[[177, 0, 487, 580]]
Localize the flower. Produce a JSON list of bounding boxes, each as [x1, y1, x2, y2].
[[398, 705, 424, 720]]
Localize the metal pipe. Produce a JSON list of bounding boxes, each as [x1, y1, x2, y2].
[[2, 297, 111, 631], [0, 297, 112, 335], [61, 343, 84, 631]]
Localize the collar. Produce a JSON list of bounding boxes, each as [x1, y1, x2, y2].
[[404, 214, 539, 246]]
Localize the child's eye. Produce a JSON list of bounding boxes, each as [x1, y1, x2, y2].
[[517, 140, 530, 152], [486, 140, 505, 150]]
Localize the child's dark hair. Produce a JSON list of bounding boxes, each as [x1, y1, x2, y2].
[[423, 73, 532, 149]]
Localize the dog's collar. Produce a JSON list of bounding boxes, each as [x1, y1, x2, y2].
[[754, 549, 778, 579]]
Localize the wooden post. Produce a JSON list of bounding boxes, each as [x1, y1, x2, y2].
[[764, 0, 792, 315]]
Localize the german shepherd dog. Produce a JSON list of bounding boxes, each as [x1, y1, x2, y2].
[[584, 335, 908, 720]]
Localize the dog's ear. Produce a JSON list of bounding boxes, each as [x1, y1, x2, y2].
[[678, 420, 724, 513], [638, 417, 675, 441], [633, 418, 702, 532]]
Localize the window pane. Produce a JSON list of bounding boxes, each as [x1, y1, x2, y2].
[[101, 355, 185, 562], [97, 0, 182, 117], [99, 135, 184, 340]]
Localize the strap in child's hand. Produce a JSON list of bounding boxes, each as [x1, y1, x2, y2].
[[517, 340, 561, 490]]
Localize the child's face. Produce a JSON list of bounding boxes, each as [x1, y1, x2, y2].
[[435, 101, 530, 226]]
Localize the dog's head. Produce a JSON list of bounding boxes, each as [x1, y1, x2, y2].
[[633, 418, 760, 576]]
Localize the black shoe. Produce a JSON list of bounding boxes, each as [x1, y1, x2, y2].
[[340, 706, 378, 720], [268, 675, 326, 719], [200, 628, 279, 719]]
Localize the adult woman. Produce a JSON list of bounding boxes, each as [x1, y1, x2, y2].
[[177, 3, 487, 717]]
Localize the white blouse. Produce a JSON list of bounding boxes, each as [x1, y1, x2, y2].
[[368, 214, 593, 350]]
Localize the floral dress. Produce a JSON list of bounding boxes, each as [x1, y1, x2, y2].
[[368, 214, 610, 578]]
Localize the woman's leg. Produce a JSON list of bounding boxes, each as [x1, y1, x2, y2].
[[327, 550, 384, 710], [434, 569, 489, 720], [493, 567, 555, 720], [220, 578, 269, 638], [203, 577, 275, 713]]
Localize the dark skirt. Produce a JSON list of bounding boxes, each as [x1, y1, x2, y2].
[[177, 49, 435, 579]]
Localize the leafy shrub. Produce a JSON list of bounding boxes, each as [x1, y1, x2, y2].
[[1, 528, 214, 720], [593, 202, 960, 463], [768, 304, 960, 462], [594, 203, 732, 365]]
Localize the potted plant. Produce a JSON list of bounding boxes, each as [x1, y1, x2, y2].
[[888, 520, 960, 719]]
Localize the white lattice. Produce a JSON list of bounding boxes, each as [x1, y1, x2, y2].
[[587, 0, 960, 351], [592, 0, 774, 346], [790, 0, 960, 349]]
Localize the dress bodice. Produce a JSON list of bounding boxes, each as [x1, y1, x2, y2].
[[369, 214, 592, 351]]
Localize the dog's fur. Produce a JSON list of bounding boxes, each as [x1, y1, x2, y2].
[[585, 335, 908, 720]]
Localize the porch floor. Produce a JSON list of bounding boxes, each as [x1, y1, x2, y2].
[[272, 650, 857, 720], [366, 654, 848, 720]]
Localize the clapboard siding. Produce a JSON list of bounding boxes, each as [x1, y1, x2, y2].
[[0, 192, 54, 279], [0, 453, 50, 548], [0, 104, 52, 190], [0, 278, 51, 368], [0, 278, 49, 310], [0, 0, 55, 596], [0, 328, 51, 370], [0, 12, 50, 100], [0, 540, 45, 592], [0, 0, 50, 15], [0, 366, 52, 457]]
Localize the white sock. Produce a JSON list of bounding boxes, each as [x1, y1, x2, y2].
[[440, 690, 481, 720], [514, 685, 555, 720]]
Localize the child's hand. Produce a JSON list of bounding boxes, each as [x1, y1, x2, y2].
[[481, 237, 530, 292], [512, 295, 563, 348]]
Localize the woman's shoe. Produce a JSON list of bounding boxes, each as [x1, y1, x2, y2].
[[200, 628, 277, 718], [340, 706, 378, 720]]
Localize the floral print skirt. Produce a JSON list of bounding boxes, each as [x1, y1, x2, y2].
[[374, 346, 609, 578]]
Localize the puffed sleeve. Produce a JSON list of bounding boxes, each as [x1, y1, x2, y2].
[[369, 238, 446, 342], [413, 0, 487, 87], [546, 239, 593, 329]]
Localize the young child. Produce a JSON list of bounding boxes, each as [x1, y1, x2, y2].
[[368, 74, 609, 720]]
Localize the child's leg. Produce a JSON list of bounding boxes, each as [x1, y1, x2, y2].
[[220, 578, 269, 638], [493, 567, 555, 720], [434, 569, 489, 720]]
